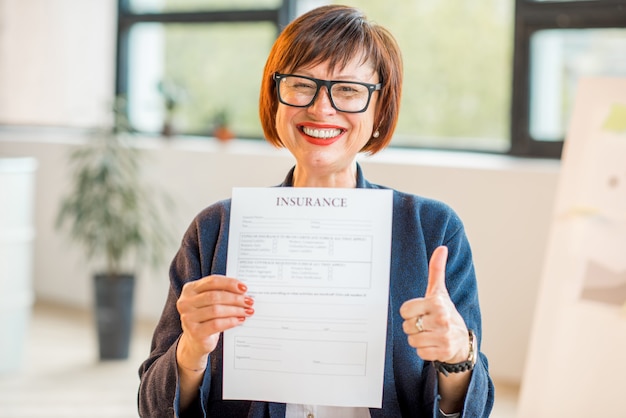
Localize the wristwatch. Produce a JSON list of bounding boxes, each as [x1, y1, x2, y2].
[[433, 329, 477, 377]]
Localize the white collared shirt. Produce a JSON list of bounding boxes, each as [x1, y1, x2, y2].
[[285, 404, 461, 418], [285, 404, 370, 418]]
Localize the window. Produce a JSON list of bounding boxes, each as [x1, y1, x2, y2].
[[117, 0, 514, 151], [116, 0, 292, 138], [125, 22, 277, 137], [511, 0, 626, 158], [116, 0, 626, 158]]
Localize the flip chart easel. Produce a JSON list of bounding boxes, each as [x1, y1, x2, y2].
[[517, 77, 626, 418]]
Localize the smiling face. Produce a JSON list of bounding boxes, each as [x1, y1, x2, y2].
[[275, 56, 380, 187]]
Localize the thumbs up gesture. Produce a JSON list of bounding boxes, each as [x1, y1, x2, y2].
[[400, 246, 470, 364]]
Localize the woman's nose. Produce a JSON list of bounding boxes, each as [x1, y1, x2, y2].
[[307, 86, 337, 115]]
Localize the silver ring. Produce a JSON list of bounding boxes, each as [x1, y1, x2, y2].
[[415, 316, 424, 333]]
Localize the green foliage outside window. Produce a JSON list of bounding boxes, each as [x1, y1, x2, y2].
[[347, 1, 513, 151], [161, 23, 275, 137]]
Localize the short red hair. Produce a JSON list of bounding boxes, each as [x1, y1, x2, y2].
[[259, 5, 403, 154]]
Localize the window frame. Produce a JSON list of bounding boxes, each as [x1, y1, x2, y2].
[[115, 0, 626, 159], [511, 0, 626, 158]]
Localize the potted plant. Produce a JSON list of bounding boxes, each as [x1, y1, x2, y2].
[[56, 97, 172, 360], [157, 79, 186, 137], [212, 109, 235, 142]]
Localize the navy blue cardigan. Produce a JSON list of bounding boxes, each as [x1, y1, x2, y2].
[[138, 165, 494, 417]]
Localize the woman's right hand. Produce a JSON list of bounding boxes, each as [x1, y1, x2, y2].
[[175, 275, 254, 371]]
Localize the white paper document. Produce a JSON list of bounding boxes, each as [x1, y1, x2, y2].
[[223, 187, 393, 407]]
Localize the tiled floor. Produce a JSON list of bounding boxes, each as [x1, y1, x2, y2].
[[0, 302, 518, 417]]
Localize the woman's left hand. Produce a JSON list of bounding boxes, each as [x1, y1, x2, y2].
[[399, 246, 470, 364]]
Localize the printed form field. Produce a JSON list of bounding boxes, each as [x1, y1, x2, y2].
[[236, 217, 374, 289]]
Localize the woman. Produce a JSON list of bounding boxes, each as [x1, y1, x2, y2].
[[138, 5, 494, 417]]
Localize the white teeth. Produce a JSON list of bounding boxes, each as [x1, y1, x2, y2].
[[302, 126, 342, 139]]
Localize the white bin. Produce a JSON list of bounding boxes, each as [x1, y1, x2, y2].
[[0, 157, 37, 373]]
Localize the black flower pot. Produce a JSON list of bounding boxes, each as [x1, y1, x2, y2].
[[94, 273, 135, 360]]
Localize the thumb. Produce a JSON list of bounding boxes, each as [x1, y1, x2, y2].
[[425, 246, 449, 297]]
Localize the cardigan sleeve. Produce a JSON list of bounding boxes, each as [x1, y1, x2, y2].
[[432, 211, 495, 417], [136, 288, 182, 417], [138, 205, 225, 417]]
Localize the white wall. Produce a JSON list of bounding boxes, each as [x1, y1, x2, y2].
[[0, 0, 115, 127], [0, 0, 561, 385]]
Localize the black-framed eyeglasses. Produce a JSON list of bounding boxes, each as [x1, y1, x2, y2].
[[273, 73, 382, 113]]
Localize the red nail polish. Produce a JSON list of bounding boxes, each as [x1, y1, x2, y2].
[[244, 297, 254, 306], [238, 317, 245, 322], [237, 283, 248, 292], [244, 308, 254, 315]]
